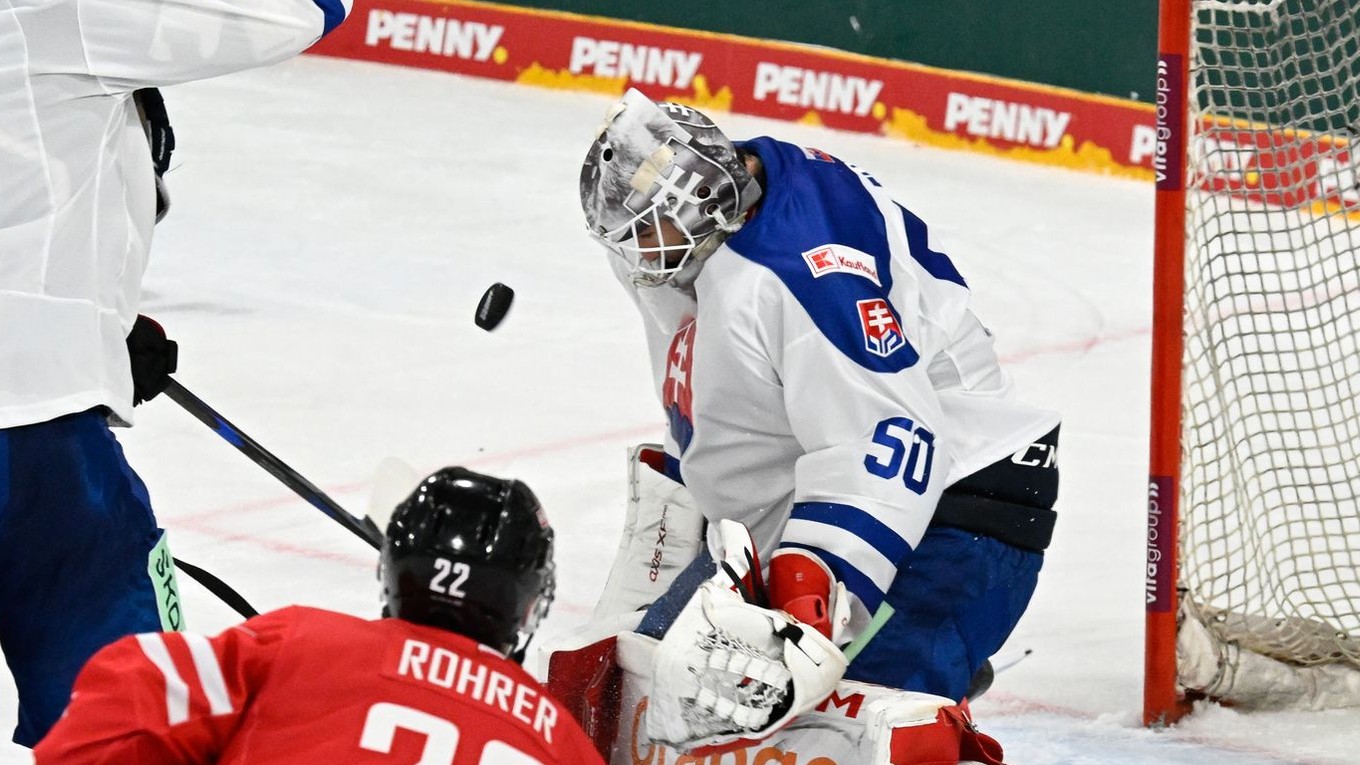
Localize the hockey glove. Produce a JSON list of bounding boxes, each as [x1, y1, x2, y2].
[[768, 548, 851, 645], [127, 315, 178, 406], [645, 520, 847, 751], [646, 579, 847, 751]]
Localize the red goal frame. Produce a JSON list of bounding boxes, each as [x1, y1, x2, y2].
[[1145, 0, 1192, 728]]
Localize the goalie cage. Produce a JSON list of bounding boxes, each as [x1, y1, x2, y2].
[[1146, 0, 1360, 725]]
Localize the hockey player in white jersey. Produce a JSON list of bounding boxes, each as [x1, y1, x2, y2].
[[0, 0, 351, 746], [578, 89, 1060, 749]]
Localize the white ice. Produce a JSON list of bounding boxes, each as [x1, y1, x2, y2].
[[2, 55, 1357, 763]]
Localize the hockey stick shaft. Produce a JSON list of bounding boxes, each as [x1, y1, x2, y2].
[[163, 379, 383, 549], [174, 557, 259, 619]]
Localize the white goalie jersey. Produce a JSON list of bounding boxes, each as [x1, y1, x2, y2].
[[611, 136, 1060, 618]]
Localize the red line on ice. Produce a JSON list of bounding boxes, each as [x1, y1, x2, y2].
[[169, 328, 1148, 564]]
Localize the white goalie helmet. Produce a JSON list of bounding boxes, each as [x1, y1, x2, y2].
[[580, 89, 762, 287]]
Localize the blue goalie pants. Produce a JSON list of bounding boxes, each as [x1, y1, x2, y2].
[[0, 409, 169, 747], [842, 525, 1042, 701]]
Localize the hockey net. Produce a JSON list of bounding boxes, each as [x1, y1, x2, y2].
[[1148, 0, 1360, 721]]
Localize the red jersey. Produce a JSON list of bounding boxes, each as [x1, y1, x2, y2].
[[34, 606, 605, 765]]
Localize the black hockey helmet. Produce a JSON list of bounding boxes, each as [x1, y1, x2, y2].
[[381, 467, 555, 659]]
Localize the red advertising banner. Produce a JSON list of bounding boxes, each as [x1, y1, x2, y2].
[[308, 0, 1360, 222], [307, 0, 1159, 179], [1195, 121, 1360, 219]]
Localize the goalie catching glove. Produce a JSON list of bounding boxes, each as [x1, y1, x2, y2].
[[645, 520, 849, 750]]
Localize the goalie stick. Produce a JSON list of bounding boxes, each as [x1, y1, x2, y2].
[[164, 378, 384, 549]]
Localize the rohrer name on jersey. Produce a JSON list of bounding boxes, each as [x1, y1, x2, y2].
[[392, 638, 560, 742]]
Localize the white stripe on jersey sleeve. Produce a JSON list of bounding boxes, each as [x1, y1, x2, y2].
[[782, 517, 898, 595], [135, 633, 190, 725], [183, 632, 234, 715]]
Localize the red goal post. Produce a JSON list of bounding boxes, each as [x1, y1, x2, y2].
[[1146, 0, 1360, 727], [1146, 0, 1192, 728]]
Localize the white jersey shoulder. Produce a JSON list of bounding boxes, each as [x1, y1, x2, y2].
[[0, 0, 351, 427]]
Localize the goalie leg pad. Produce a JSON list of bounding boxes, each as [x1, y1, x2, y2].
[[873, 698, 1006, 765], [592, 444, 706, 620], [554, 627, 1009, 764], [635, 517, 764, 639]]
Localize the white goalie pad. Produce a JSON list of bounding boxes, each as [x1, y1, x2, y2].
[[593, 444, 707, 620], [545, 629, 1004, 765]]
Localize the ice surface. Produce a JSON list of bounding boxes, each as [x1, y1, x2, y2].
[[2, 55, 1356, 763]]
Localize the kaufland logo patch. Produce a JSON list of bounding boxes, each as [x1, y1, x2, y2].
[[364, 10, 504, 61], [568, 37, 702, 89], [857, 299, 905, 358], [802, 245, 881, 286]]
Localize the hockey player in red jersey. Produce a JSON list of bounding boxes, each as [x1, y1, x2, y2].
[[34, 467, 606, 765]]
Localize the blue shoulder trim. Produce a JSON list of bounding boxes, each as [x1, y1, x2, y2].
[[898, 204, 966, 288], [728, 138, 963, 373], [314, 0, 348, 35]]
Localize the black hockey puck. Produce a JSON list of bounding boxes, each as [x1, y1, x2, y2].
[[475, 282, 514, 331]]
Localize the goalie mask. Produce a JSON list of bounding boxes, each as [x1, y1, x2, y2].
[[580, 89, 762, 287], [381, 467, 555, 659]]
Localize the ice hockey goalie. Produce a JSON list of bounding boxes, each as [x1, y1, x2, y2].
[[544, 451, 1008, 765]]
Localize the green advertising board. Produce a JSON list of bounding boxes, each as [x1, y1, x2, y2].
[[506, 1, 1159, 102]]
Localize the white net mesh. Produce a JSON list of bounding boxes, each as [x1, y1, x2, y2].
[[1180, 0, 1360, 700]]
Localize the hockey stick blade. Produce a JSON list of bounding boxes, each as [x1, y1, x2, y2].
[[367, 456, 421, 533], [475, 282, 514, 331], [164, 379, 384, 550]]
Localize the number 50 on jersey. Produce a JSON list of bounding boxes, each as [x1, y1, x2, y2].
[[864, 417, 935, 495]]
